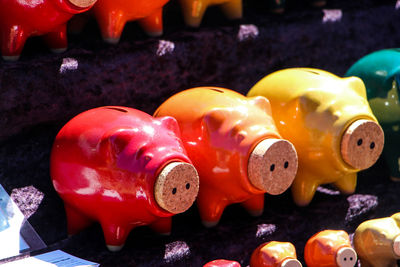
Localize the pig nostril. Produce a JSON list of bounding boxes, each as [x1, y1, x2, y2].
[[350, 257, 353, 261], [284, 161, 289, 169], [186, 183, 190, 190], [344, 258, 347, 261], [172, 188, 177, 195], [370, 142, 375, 149], [357, 139, 363, 146], [270, 164, 275, 172]]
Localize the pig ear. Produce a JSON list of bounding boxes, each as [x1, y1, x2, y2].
[[247, 96, 272, 115], [202, 108, 230, 134], [105, 129, 135, 155], [157, 116, 181, 136], [344, 76, 368, 99]]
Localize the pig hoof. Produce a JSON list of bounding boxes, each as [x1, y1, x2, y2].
[[159, 231, 171, 236], [146, 30, 163, 37], [106, 244, 124, 252], [202, 220, 219, 228], [52, 47, 67, 54], [247, 209, 263, 217], [2, 55, 20, 61], [103, 37, 120, 45], [391, 176, 400, 182], [281, 258, 302, 267]]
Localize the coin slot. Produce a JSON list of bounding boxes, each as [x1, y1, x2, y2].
[[104, 107, 128, 113], [210, 88, 224, 93]]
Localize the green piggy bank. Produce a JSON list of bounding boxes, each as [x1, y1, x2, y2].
[[346, 48, 400, 181]]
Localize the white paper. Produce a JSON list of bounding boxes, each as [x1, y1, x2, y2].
[[2, 250, 99, 267]]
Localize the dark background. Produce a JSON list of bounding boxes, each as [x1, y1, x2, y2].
[[0, 0, 400, 266]]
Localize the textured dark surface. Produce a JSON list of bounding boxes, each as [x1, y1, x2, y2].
[[0, 0, 400, 266]]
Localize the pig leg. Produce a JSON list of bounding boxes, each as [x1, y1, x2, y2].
[[43, 24, 67, 53], [179, 0, 208, 28], [220, 0, 242, 20], [138, 7, 163, 37], [240, 194, 264, 217], [333, 173, 357, 194], [100, 220, 131, 251], [291, 172, 319, 206], [1, 24, 28, 61], [149, 217, 172, 235], [64, 204, 93, 235], [197, 189, 228, 227], [95, 10, 126, 44]]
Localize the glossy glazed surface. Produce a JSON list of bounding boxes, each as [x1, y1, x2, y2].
[[204, 259, 241, 267], [92, 0, 169, 43], [0, 0, 95, 60], [50, 106, 195, 249], [248, 68, 381, 206], [304, 230, 356, 267], [354, 213, 400, 267], [179, 0, 242, 27], [346, 48, 400, 180], [154, 87, 293, 226], [250, 241, 301, 267]]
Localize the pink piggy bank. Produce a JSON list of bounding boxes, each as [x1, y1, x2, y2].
[[50, 106, 200, 251], [0, 0, 97, 60]]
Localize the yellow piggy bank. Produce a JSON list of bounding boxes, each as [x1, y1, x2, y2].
[[354, 213, 400, 267], [179, 0, 242, 27], [248, 68, 384, 206]]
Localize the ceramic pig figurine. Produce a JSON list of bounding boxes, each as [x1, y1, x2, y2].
[[50, 106, 199, 251], [250, 241, 302, 267], [304, 230, 357, 267], [0, 0, 97, 60], [204, 259, 241, 267], [248, 68, 384, 206], [346, 49, 400, 181], [154, 87, 298, 227], [354, 213, 400, 267], [179, 0, 242, 27], [92, 0, 169, 44]]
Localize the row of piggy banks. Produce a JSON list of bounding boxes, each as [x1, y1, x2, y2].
[[51, 68, 385, 251], [0, 0, 326, 60], [206, 213, 400, 267]]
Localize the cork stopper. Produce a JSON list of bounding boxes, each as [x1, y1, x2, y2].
[[336, 247, 357, 267], [340, 119, 384, 170], [393, 235, 400, 257], [68, 0, 97, 8], [248, 139, 298, 195], [154, 162, 199, 214], [281, 258, 302, 267]]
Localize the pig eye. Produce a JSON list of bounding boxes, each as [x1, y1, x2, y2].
[[357, 138, 363, 146], [172, 188, 177, 195], [370, 142, 375, 149], [284, 161, 289, 169], [270, 164, 275, 172], [186, 183, 190, 190], [344, 258, 347, 261]]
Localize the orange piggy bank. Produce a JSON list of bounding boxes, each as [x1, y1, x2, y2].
[[250, 241, 302, 267], [154, 87, 298, 227], [304, 230, 357, 267], [92, 0, 169, 43]]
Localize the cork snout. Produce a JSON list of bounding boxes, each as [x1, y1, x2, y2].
[[281, 258, 302, 267], [67, 0, 97, 8], [154, 162, 199, 214], [335, 247, 357, 267], [341, 119, 384, 170], [248, 139, 298, 195], [393, 235, 400, 257]]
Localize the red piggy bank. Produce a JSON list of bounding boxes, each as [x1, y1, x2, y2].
[[92, 0, 170, 44], [204, 259, 242, 267], [50, 106, 199, 251], [0, 0, 97, 60], [154, 87, 298, 227]]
